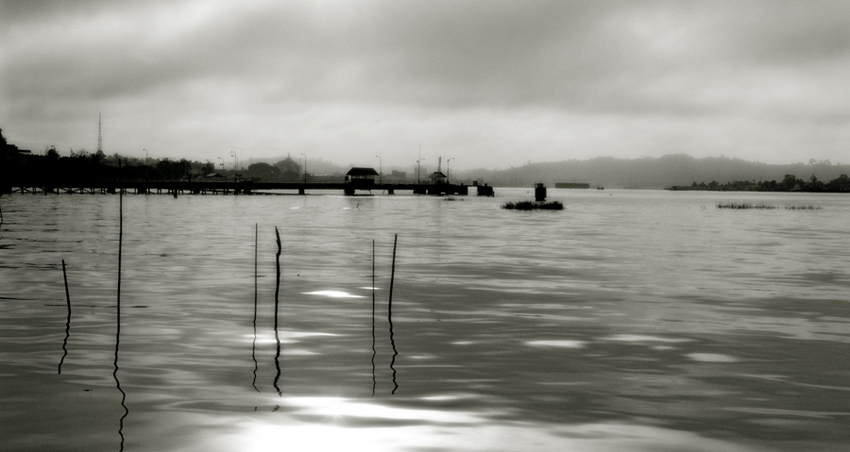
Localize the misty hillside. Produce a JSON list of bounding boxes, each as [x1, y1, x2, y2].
[[459, 155, 850, 189]]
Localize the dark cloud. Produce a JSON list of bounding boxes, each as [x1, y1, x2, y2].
[[0, 0, 114, 22], [2, 0, 849, 166]]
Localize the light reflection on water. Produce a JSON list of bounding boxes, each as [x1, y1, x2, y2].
[[1, 189, 849, 451]]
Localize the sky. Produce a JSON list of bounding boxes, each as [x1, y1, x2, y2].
[[2, 0, 850, 171]]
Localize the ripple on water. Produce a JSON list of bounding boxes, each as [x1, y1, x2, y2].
[[526, 340, 587, 348], [686, 353, 740, 363]]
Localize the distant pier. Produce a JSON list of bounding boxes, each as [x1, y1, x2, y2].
[[4, 180, 493, 196]]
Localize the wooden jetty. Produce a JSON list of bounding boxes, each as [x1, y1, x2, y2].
[[3, 180, 492, 196]]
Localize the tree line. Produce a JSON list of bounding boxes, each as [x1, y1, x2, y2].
[[671, 174, 850, 192], [3, 147, 212, 185], [2, 130, 311, 186]]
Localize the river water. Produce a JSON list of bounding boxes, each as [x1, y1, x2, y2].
[[1, 188, 848, 451]]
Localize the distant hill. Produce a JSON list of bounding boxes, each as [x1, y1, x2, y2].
[[458, 155, 850, 189]]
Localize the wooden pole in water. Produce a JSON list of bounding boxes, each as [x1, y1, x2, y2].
[[117, 159, 123, 315], [59, 259, 71, 374], [62, 259, 71, 316], [255, 224, 258, 296], [274, 226, 281, 330], [114, 159, 127, 449], [388, 233, 398, 394], [273, 225, 282, 395]]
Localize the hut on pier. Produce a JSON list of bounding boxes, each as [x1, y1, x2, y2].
[[345, 167, 379, 186]]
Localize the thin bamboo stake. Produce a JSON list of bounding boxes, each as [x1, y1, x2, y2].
[[116, 159, 123, 318], [58, 259, 71, 374], [113, 159, 127, 450], [388, 233, 398, 395], [273, 226, 282, 396]]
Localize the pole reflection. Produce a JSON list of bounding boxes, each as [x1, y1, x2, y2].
[[371, 240, 377, 397], [252, 224, 259, 393], [113, 312, 127, 452]]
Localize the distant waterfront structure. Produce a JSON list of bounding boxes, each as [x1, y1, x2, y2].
[[555, 182, 590, 189], [2, 129, 32, 194], [428, 157, 447, 184], [474, 181, 494, 197], [428, 171, 447, 185], [345, 167, 379, 184], [1, 129, 30, 158]]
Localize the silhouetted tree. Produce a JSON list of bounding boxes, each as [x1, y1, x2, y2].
[[780, 174, 802, 191], [247, 162, 281, 181], [807, 174, 826, 192], [200, 161, 215, 175], [826, 174, 850, 192], [154, 158, 192, 180], [275, 156, 301, 175]]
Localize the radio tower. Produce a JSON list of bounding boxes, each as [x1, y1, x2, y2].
[[97, 113, 103, 153]]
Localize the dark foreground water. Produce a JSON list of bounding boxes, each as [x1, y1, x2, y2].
[[1, 189, 848, 451]]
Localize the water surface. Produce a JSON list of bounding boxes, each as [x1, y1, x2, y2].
[[1, 189, 849, 451]]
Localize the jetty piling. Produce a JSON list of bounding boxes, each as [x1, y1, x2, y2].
[[535, 183, 547, 201]]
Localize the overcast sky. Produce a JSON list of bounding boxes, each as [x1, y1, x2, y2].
[[2, 0, 849, 170]]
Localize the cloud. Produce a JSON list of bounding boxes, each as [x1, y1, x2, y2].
[[3, 0, 850, 167]]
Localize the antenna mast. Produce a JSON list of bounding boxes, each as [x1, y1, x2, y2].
[[97, 113, 102, 153]]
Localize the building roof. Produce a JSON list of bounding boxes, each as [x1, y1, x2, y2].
[[346, 167, 379, 176]]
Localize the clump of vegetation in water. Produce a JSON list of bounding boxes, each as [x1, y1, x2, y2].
[[717, 203, 821, 210], [502, 200, 564, 210], [717, 203, 776, 209]]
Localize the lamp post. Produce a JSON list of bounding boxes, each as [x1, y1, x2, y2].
[[300, 153, 307, 183], [446, 157, 454, 183], [375, 155, 382, 185], [217, 157, 224, 169], [230, 151, 239, 171]]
